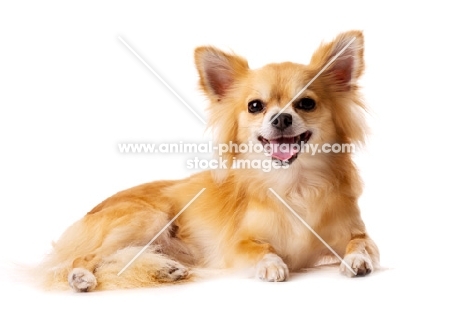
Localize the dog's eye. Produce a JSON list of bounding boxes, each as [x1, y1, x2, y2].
[[296, 98, 316, 111], [248, 100, 265, 114]]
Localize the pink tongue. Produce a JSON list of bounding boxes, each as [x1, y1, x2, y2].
[[269, 137, 298, 161]]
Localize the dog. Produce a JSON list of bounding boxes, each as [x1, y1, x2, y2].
[[37, 30, 379, 291]]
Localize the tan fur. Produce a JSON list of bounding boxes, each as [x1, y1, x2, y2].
[[36, 30, 379, 291]]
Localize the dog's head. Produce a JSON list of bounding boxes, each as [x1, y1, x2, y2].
[[195, 31, 367, 180]]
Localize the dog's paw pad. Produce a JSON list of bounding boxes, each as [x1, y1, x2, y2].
[[160, 261, 189, 281], [340, 253, 373, 277], [68, 268, 97, 292], [255, 253, 289, 282]]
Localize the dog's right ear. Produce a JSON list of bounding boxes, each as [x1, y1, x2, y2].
[[194, 47, 249, 102]]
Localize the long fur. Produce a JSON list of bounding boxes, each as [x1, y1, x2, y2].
[[35, 30, 379, 291]]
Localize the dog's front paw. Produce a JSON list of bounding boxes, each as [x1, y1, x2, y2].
[[340, 253, 373, 277], [255, 253, 289, 282], [68, 268, 97, 292]]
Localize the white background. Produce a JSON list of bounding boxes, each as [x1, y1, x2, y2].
[[1, 1, 467, 310]]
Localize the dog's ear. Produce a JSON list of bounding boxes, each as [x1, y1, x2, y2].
[[310, 30, 364, 91], [194, 47, 249, 101]]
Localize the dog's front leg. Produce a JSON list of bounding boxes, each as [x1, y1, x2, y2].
[[340, 233, 380, 277], [234, 239, 289, 282]]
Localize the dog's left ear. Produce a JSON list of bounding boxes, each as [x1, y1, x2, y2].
[[194, 47, 249, 102], [310, 30, 364, 92]]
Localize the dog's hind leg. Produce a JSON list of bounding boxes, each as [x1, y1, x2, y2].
[[68, 246, 191, 291], [68, 254, 100, 292], [93, 246, 189, 290], [57, 202, 190, 291]]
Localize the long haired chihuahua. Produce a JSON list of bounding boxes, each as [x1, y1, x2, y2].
[[37, 30, 379, 291]]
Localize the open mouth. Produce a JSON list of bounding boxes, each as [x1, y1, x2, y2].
[[258, 131, 312, 164]]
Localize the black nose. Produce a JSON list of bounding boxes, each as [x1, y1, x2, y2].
[[270, 113, 293, 130]]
